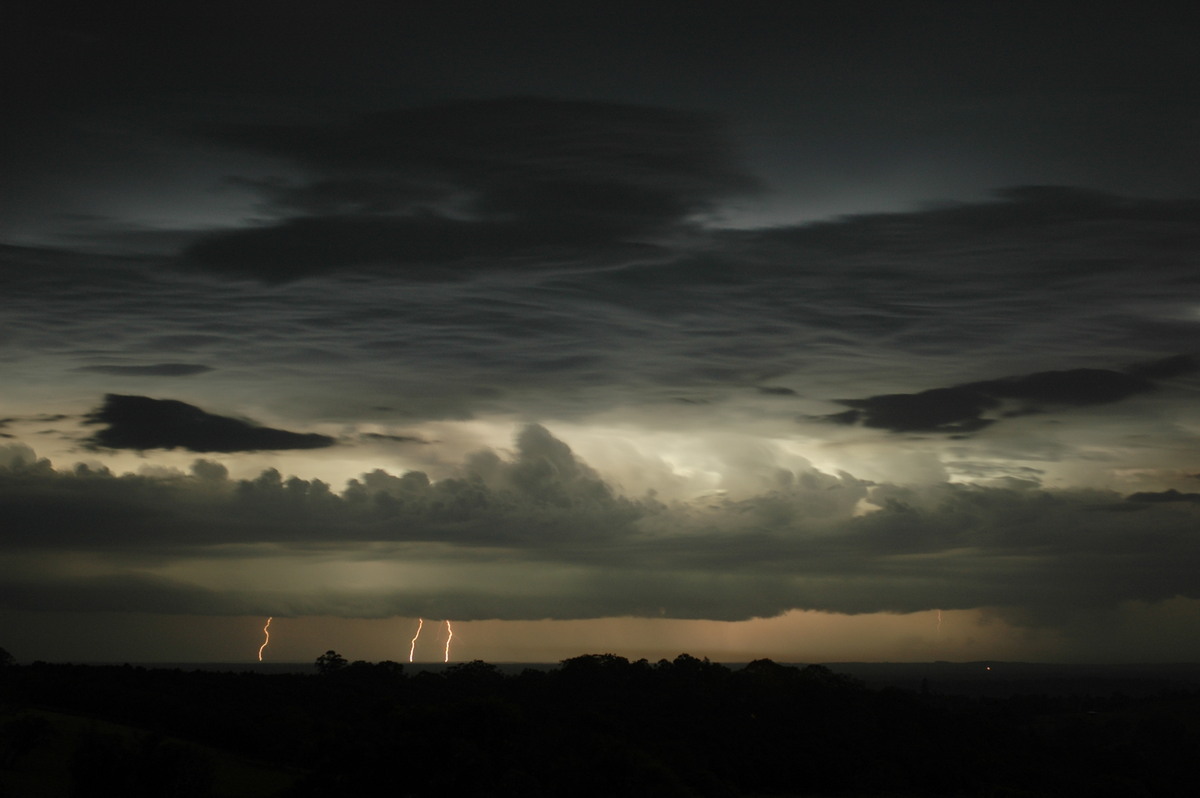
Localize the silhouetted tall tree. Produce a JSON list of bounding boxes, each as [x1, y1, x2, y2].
[[314, 650, 347, 675]]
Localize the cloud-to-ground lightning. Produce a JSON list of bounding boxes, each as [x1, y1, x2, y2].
[[936, 609, 943, 635], [258, 616, 272, 661], [407, 617, 454, 662], [409, 617, 423, 663]]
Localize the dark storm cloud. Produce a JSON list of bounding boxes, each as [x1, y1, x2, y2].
[[824, 356, 1196, 434], [0, 187, 1194, 442], [2, 187, 1197, 435], [3, 426, 1200, 623], [185, 97, 753, 279], [361, 433, 429, 445], [224, 175, 442, 217], [1127, 490, 1200, 504], [1125, 355, 1199, 380], [204, 97, 748, 205], [1, 415, 68, 428], [0, 573, 232, 615], [826, 387, 999, 435], [0, 425, 639, 549], [84, 394, 335, 453], [185, 215, 658, 281], [78, 363, 213, 377], [717, 187, 1200, 280]]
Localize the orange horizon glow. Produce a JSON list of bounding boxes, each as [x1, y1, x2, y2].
[[20, 602, 1200, 664]]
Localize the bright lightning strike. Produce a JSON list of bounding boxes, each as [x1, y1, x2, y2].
[[258, 617, 272, 661], [409, 617, 424, 663], [444, 620, 454, 663], [936, 609, 943, 635]]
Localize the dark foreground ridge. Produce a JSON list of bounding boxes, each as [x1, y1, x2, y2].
[[3, 653, 1200, 796]]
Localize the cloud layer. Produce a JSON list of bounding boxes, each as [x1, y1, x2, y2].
[[78, 363, 213, 377], [4, 5, 1200, 663], [8, 187, 1197, 431], [184, 97, 754, 280], [3, 427, 1197, 629], [3, 186, 1198, 650]]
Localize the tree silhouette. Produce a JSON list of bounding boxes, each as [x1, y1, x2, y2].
[[314, 650, 347, 675]]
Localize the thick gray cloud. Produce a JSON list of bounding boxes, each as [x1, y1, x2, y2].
[[0, 573, 234, 616], [0, 424, 639, 549], [2, 427, 1198, 626], [4, 188, 1199, 434], [84, 394, 335, 452]]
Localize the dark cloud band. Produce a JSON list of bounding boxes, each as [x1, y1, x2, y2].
[[825, 356, 1196, 434], [78, 363, 213, 377], [84, 394, 335, 452], [4, 426, 1199, 625], [184, 97, 754, 280]]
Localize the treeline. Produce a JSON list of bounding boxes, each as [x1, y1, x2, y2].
[[3, 653, 1200, 796]]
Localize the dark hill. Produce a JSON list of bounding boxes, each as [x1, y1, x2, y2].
[[3, 654, 1199, 796]]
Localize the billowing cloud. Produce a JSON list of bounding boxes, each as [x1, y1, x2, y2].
[[0, 443, 38, 469], [2, 427, 1197, 629], [84, 394, 335, 452]]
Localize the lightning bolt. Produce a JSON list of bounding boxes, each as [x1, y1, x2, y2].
[[444, 620, 454, 663], [409, 617, 423, 663], [936, 609, 943, 635], [258, 617, 272, 661]]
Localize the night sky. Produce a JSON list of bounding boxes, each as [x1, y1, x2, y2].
[[3, 2, 1199, 664]]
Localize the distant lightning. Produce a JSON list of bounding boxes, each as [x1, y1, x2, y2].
[[936, 609, 943, 635], [258, 617, 272, 661], [409, 617, 424, 663], [407, 617, 453, 662]]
